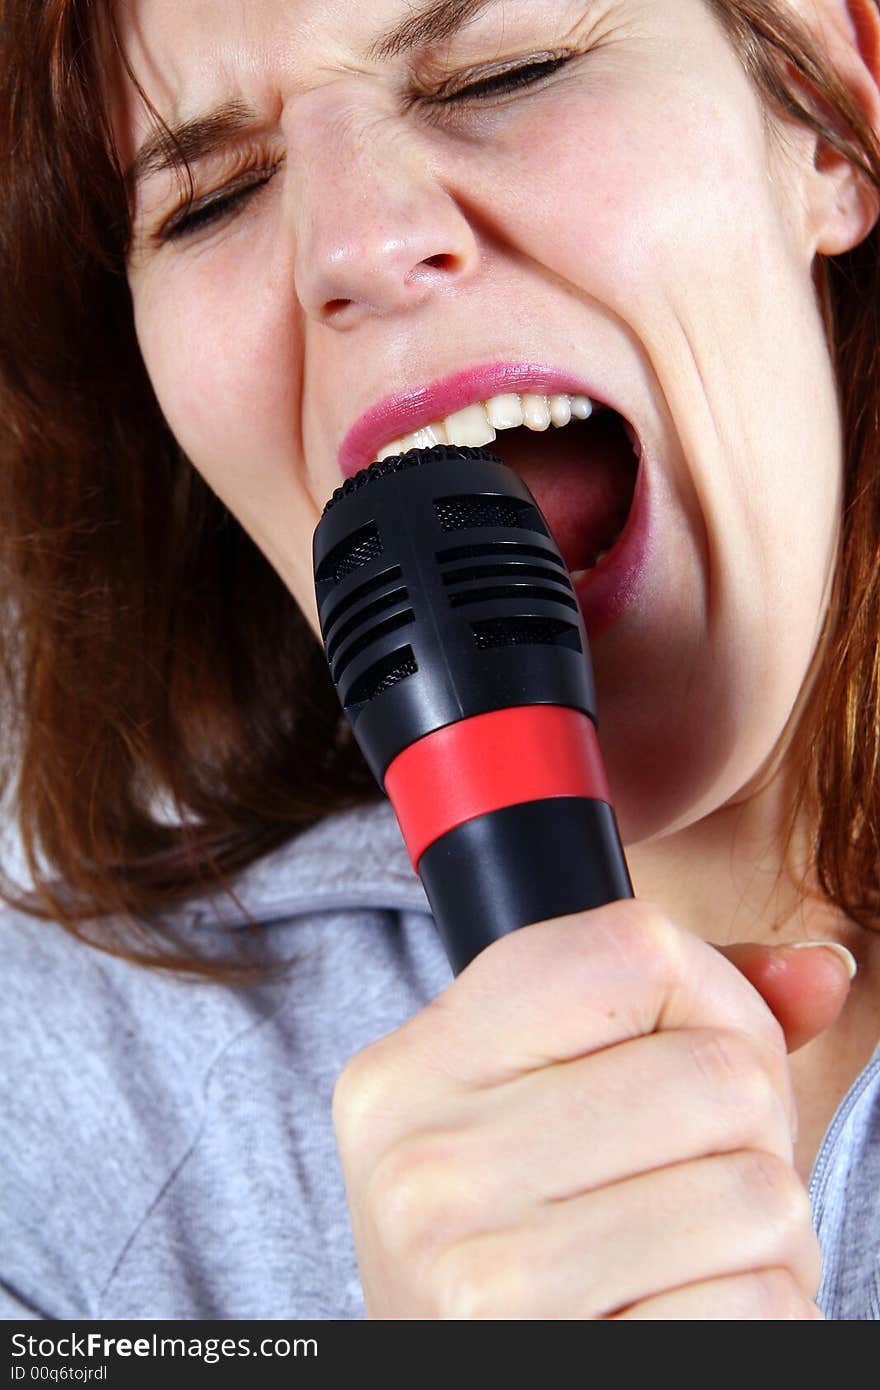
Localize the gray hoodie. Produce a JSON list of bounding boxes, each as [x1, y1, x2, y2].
[[0, 799, 877, 1319]]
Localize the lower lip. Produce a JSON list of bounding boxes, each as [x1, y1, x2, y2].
[[570, 454, 653, 641]]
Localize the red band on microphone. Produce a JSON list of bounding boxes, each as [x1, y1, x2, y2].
[[384, 705, 612, 870]]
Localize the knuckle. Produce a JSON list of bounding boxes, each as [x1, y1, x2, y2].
[[431, 1238, 521, 1320], [570, 898, 688, 993], [759, 1007, 789, 1069], [366, 1132, 474, 1263], [721, 1153, 822, 1298], [755, 1269, 824, 1320], [466, 898, 690, 1034], [734, 1150, 813, 1236], [465, 897, 687, 1023], [605, 897, 684, 967], [687, 1030, 779, 1137], [332, 1023, 422, 1150], [332, 1035, 398, 1150], [687, 1027, 756, 1090]]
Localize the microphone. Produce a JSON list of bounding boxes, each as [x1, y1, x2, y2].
[[313, 444, 633, 975]]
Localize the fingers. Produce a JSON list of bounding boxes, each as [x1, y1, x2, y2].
[[333, 899, 835, 1321], [719, 942, 855, 1053], [450, 1027, 795, 1214], [422, 1152, 820, 1320], [612, 1269, 824, 1320], [336, 901, 797, 1169]]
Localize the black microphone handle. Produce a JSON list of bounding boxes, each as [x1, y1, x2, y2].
[[313, 444, 635, 975], [418, 797, 633, 976]]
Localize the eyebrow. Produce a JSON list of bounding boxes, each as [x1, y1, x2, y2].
[[366, 0, 498, 62], [126, 0, 500, 189], [125, 99, 261, 191]]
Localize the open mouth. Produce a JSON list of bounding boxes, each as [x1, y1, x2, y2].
[[486, 408, 640, 579], [372, 393, 641, 580]]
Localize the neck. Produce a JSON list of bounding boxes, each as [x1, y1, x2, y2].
[[624, 761, 829, 950], [625, 763, 880, 1180]]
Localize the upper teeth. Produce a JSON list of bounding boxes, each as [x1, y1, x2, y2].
[[374, 392, 594, 463]]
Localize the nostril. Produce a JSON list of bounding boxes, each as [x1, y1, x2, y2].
[[313, 242, 473, 324]]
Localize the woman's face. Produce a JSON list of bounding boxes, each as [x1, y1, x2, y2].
[[112, 0, 864, 846]]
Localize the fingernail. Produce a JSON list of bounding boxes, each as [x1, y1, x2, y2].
[[788, 941, 857, 980]]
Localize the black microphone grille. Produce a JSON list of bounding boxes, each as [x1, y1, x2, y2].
[[313, 444, 599, 772], [321, 444, 504, 517]]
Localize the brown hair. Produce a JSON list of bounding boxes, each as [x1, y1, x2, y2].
[[0, 0, 878, 980]]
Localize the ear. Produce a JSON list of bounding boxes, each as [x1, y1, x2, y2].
[[801, 0, 880, 254]]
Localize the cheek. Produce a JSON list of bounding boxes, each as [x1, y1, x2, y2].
[[501, 76, 770, 311], [510, 73, 840, 546], [131, 251, 321, 618], [491, 69, 840, 831], [134, 250, 303, 480]]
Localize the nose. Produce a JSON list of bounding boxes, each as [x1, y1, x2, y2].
[[284, 87, 479, 327]]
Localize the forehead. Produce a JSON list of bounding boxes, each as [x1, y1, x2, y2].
[[109, 0, 590, 154]]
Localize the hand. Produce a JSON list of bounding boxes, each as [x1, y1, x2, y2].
[[333, 900, 853, 1319]]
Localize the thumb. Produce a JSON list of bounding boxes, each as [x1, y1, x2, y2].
[[717, 941, 857, 1053]]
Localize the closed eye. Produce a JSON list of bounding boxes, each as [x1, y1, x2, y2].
[[156, 162, 282, 245], [152, 52, 573, 246], [429, 52, 573, 104]]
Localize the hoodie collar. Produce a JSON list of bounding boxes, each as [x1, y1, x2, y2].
[[184, 797, 430, 928]]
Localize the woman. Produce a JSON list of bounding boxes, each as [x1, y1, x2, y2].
[[1, 0, 879, 1319]]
